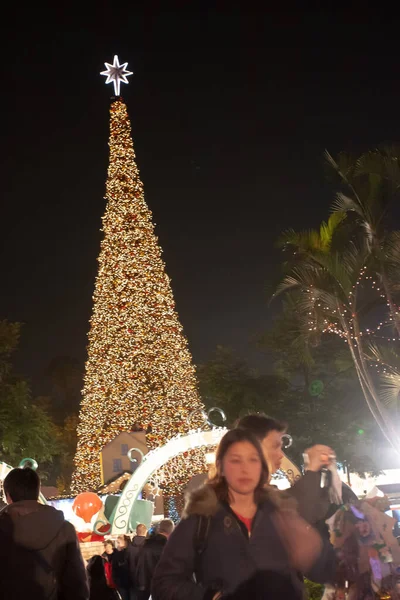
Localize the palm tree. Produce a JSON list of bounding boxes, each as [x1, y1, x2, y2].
[[328, 146, 400, 335], [275, 216, 400, 452]]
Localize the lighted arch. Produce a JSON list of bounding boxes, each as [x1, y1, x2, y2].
[[111, 427, 227, 533]]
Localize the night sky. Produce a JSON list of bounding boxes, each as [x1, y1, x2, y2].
[[2, 9, 400, 393]]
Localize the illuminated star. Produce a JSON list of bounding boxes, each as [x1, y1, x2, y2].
[[100, 55, 133, 96]]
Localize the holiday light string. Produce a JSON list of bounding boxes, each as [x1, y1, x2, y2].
[[306, 265, 400, 343], [303, 262, 400, 383]]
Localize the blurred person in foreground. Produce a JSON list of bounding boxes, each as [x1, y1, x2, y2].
[[0, 466, 88, 600], [136, 519, 174, 600], [152, 428, 334, 600]]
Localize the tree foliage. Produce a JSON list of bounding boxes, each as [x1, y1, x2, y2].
[[0, 320, 61, 467], [46, 356, 82, 424], [259, 303, 379, 474], [273, 147, 400, 455], [197, 346, 288, 426]]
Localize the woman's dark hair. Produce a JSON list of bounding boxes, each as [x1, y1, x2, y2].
[[208, 428, 269, 504], [3, 467, 40, 502], [87, 555, 106, 580], [235, 413, 287, 441]]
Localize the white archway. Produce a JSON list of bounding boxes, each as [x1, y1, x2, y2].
[[111, 427, 227, 533]]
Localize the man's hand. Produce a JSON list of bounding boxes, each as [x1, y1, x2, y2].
[[304, 444, 335, 472]]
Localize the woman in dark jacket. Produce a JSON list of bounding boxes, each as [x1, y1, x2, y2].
[[87, 555, 120, 600], [152, 428, 335, 600]]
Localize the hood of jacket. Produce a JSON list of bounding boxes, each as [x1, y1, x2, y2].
[[144, 533, 168, 548], [182, 484, 220, 519], [0, 500, 66, 551], [182, 484, 296, 519], [132, 535, 146, 547]]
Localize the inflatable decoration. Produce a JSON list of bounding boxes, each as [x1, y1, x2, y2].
[[71, 492, 110, 542]]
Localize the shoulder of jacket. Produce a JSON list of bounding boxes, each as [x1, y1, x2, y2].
[[264, 485, 298, 512], [182, 484, 219, 518], [58, 518, 78, 540]]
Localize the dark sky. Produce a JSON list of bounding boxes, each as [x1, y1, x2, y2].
[[2, 8, 400, 392]]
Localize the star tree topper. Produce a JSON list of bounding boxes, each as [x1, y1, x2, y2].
[[101, 55, 133, 96]]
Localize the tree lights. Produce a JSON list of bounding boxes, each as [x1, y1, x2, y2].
[[72, 98, 206, 493]]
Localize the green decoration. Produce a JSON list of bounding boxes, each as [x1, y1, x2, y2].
[[309, 380, 324, 397]]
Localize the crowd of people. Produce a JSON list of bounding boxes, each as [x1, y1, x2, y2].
[[86, 520, 174, 600], [1, 413, 399, 599]]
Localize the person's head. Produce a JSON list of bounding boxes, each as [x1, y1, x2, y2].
[[235, 414, 287, 473], [158, 519, 174, 538], [103, 540, 114, 554], [208, 428, 269, 504], [117, 534, 130, 550], [136, 523, 147, 537], [3, 467, 40, 504]]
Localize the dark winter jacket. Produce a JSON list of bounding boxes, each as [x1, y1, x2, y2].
[[290, 471, 358, 535], [113, 547, 131, 591], [0, 499, 89, 600], [152, 484, 335, 600], [127, 535, 146, 586], [290, 471, 330, 525], [87, 555, 121, 600], [136, 533, 168, 592]]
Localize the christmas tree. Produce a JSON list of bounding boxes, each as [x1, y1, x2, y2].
[[72, 60, 206, 493]]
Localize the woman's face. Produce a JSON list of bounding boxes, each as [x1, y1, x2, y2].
[[104, 543, 113, 554], [117, 537, 127, 550], [221, 441, 262, 497]]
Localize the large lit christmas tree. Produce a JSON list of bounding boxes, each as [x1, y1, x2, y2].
[[72, 57, 206, 493]]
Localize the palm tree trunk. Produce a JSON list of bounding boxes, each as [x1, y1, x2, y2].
[[338, 306, 399, 450], [351, 316, 400, 453]]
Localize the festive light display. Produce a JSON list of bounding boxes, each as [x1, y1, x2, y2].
[[72, 99, 206, 493], [307, 266, 400, 345]]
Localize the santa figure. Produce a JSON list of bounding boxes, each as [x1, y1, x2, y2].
[[70, 492, 111, 542]]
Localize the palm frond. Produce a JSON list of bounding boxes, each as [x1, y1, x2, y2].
[[277, 228, 322, 252], [311, 248, 358, 299], [273, 276, 303, 298], [324, 150, 356, 183], [384, 231, 400, 264], [332, 192, 364, 217], [368, 342, 400, 370], [380, 373, 400, 407], [364, 342, 400, 408], [319, 212, 346, 251], [356, 147, 400, 189], [355, 150, 385, 178]]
